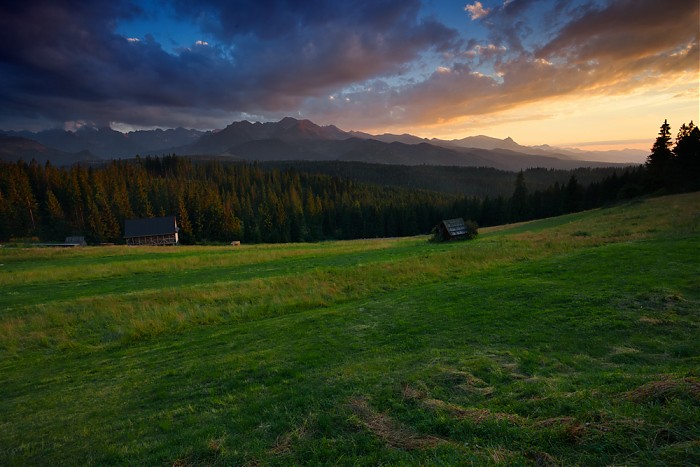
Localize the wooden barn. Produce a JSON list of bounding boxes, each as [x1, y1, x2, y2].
[[432, 218, 471, 241], [124, 216, 179, 246]]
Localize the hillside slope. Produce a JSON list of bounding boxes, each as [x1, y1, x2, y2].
[[1, 192, 698, 465]]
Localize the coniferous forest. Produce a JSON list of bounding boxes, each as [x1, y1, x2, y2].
[[1, 120, 698, 245]]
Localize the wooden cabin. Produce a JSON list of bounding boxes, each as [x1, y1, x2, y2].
[[65, 236, 87, 246], [38, 236, 87, 247], [124, 216, 179, 246], [432, 218, 470, 241]]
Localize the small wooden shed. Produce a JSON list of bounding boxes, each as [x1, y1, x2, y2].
[[432, 218, 470, 241], [65, 236, 87, 246], [124, 216, 179, 246]]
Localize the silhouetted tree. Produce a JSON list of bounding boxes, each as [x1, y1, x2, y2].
[[510, 171, 529, 222], [673, 121, 700, 190], [646, 119, 674, 189], [563, 175, 583, 213]]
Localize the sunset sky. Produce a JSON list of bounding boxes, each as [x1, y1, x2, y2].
[[0, 0, 697, 150]]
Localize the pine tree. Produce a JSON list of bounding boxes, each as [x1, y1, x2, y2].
[[646, 119, 674, 189], [563, 175, 583, 213], [7, 164, 39, 237], [673, 121, 700, 190], [44, 189, 68, 240], [510, 171, 529, 222], [176, 196, 194, 243]]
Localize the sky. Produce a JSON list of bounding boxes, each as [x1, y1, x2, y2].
[[0, 0, 697, 150]]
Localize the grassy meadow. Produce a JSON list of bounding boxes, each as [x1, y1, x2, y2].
[[1, 192, 699, 465]]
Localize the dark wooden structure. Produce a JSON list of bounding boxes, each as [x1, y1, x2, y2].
[[38, 236, 87, 247], [124, 216, 179, 246], [433, 218, 470, 241], [65, 236, 87, 246]]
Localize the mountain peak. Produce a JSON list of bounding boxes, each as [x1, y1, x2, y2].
[[278, 116, 300, 128], [184, 116, 350, 154]]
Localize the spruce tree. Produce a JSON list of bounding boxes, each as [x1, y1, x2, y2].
[[510, 171, 529, 222], [673, 121, 700, 190], [564, 175, 583, 213], [646, 119, 674, 189]]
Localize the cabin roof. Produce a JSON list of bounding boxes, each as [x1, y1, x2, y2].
[[124, 216, 178, 238], [441, 218, 468, 237]]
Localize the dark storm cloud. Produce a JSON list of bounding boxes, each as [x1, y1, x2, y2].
[[0, 0, 458, 129]]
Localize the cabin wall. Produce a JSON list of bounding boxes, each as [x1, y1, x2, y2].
[[126, 233, 178, 246]]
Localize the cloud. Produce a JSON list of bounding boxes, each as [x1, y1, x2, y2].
[[464, 2, 490, 20], [0, 0, 459, 129], [0, 0, 696, 133], [295, 0, 698, 131]]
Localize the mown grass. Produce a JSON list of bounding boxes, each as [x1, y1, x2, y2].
[[1, 192, 699, 465]]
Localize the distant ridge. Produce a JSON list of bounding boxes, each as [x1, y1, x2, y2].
[[0, 117, 643, 169], [1, 126, 203, 158], [0, 135, 97, 165]]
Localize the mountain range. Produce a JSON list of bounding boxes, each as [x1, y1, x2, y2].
[[0, 117, 646, 170]]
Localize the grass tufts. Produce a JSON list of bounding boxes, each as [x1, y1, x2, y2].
[[625, 377, 700, 404], [348, 398, 446, 450]]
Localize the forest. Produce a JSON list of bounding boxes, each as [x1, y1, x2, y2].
[[0, 120, 697, 245]]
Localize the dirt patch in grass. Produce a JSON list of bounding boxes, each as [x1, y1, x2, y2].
[[270, 419, 311, 455], [535, 412, 646, 444], [348, 398, 445, 451], [534, 416, 577, 428], [525, 450, 559, 466], [534, 416, 589, 443], [172, 452, 221, 467], [625, 377, 700, 404], [610, 345, 641, 355], [485, 352, 528, 380], [401, 383, 521, 425], [401, 382, 428, 401], [421, 398, 522, 424], [436, 369, 496, 396], [487, 446, 518, 464], [639, 316, 667, 325]]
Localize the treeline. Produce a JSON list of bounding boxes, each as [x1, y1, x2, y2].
[[258, 160, 626, 197], [486, 119, 699, 224], [0, 119, 697, 244], [646, 120, 700, 192], [0, 156, 457, 243], [0, 156, 641, 244]]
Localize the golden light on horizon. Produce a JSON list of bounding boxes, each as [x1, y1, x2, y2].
[[361, 73, 698, 153]]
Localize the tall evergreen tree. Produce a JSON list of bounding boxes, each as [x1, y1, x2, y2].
[[563, 175, 583, 213], [510, 171, 529, 222], [646, 119, 674, 189], [176, 196, 194, 243], [673, 121, 700, 190], [43, 189, 69, 240]]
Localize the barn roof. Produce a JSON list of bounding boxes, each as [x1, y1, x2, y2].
[[442, 218, 468, 237], [124, 216, 178, 238]]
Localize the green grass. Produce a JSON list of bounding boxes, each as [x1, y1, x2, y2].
[[1, 192, 699, 465]]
